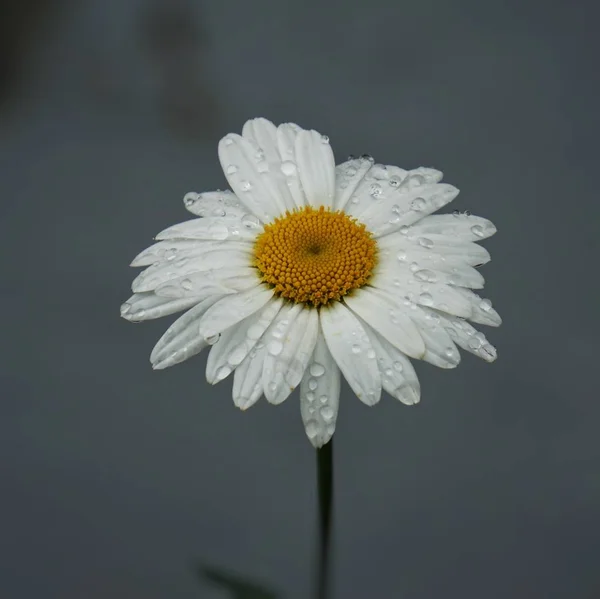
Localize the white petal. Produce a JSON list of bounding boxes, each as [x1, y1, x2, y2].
[[205, 298, 283, 384], [363, 327, 420, 405], [376, 250, 485, 290], [155, 267, 259, 299], [334, 157, 374, 212], [344, 287, 425, 359], [276, 123, 307, 208], [150, 296, 222, 369], [408, 307, 461, 369], [358, 184, 458, 237], [451, 288, 502, 326], [130, 240, 208, 267], [218, 133, 287, 220], [320, 302, 381, 406], [232, 343, 266, 410], [132, 248, 252, 292], [242, 118, 298, 212], [295, 129, 336, 208], [343, 163, 406, 217], [406, 167, 444, 183], [197, 285, 274, 340], [156, 215, 260, 242], [263, 306, 319, 405], [300, 331, 341, 448], [410, 213, 497, 241], [183, 190, 247, 219], [242, 118, 279, 161], [441, 314, 498, 362], [120, 293, 198, 322]]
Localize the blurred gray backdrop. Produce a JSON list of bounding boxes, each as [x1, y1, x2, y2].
[[1, 0, 599, 597]]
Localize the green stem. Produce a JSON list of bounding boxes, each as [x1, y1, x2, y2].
[[315, 439, 333, 599]]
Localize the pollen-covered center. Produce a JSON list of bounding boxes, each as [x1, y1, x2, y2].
[[253, 206, 378, 307]]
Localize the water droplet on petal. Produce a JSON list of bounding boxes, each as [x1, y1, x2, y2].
[[389, 177, 401, 188], [308, 378, 318, 391], [419, 292, 434, 306], [468, 337, 482, 350], [241, 213, 260, 229], [224, 137, 234, 146], [410, 197, 426, 211], [268, 340, 283, 356], [370, 183, 382, 198], [319, 395, 328, 404], [226, 164, 238, 175], [120, 302, 132, 315], [414, 269, 437, 282], [320, 406, 334, 421], [305, 420, 319, 439], [240, 180, 252, 191], [393, 361, 404, 371], [418, 237, 434, 249], [181, 278, 193, 291], [321, 135, 330, 144], [306, 392, 315, 402], [396, 250, 407, 262], [309, 363, 326, 377], [351, 344, 361, 354], [366, 348, 376, 359], [205, 333, 221, 345], [281, 161, 297, 176], [479, 299, 493, 312], [471, 225, 485, 237], [228, 344, 247, 366]]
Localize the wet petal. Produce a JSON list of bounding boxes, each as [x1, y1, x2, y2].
[[300, 331, 341, 448]]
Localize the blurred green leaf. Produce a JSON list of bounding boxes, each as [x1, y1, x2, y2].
[[196, 564, 280, 599]]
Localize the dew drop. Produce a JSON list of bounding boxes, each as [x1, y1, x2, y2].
[[320, 406, 334, 421], [396, 250, 407, 262], [471, 225, 485, 238], [308, 378, 318, 391], [389, 176, 402, 188], [393, 361, 404, 371], [479, 299, 493, 312], [305, 420, 319, 439], [120, 302, 132, 315], [241, 213, 260, 229], [418, 237, 434, 249], [419, 292, 434, 306], [268, 340, 283, 356], [181, 278, 193, 291], [281, 161, 296, 176], [205, 333, 220, 345], [319, 395, 328, 404], [414, 269, 437, 282], [468, 337, 482, 350], [321, 135, 330, 144], [366, 348, 376, 359], [183, 192, 199, 208], [240, 180, 252, 191], [410, 197, 426, 211], [351, 344, 361, 354], [306, 392, 315, 402], [309, 363, 326, 377], [369, 183, 382, 198], [226, 164, 238, 175], [224, 137, 234, 146]]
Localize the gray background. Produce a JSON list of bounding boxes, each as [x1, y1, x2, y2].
[[1, 0, 599, 597]]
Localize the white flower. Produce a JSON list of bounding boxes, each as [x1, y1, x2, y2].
[[121, 118, 501, 447]]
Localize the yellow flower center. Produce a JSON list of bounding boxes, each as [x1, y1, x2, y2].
[[253, 206, 378, 307]]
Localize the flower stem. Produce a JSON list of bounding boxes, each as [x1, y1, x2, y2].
[[315, 439, 333, 599]]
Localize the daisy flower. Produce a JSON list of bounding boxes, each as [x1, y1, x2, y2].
[[121, 118, 501, 447]]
